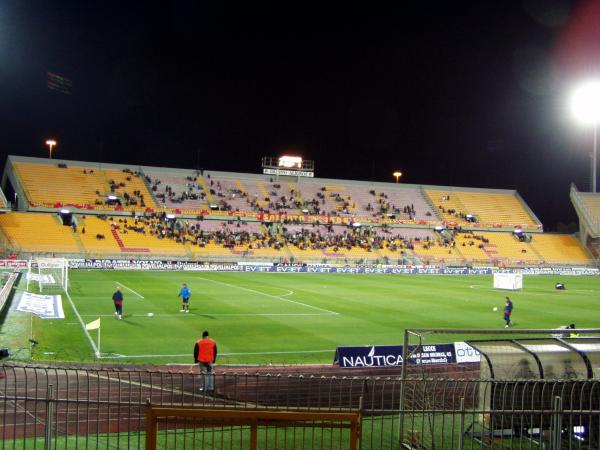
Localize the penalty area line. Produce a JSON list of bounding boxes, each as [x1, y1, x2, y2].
[[116, 281, 144, 299]]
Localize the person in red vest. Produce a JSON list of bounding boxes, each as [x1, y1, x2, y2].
[[194, 330, 217, 392]]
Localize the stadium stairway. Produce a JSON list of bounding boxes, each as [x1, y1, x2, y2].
[[419, 186, 443, 221], [141, 171, 161, 209], [69, 219, 87, 254], [235, 179, 246, 195], [197, 177, 214, 205], [288, 182, 303, 213]]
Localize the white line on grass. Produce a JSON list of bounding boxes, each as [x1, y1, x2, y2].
[[198, 277, 338, 315], [81, 313, 332, 317], [98, 349, 334, 359], [116, 281, 144, 299], [63, 290, 99, 357]]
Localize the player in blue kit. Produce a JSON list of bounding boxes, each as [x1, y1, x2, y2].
[[178, 283, 192, 313]]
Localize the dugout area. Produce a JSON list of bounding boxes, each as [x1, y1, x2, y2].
[[467, 337, 600, 448]]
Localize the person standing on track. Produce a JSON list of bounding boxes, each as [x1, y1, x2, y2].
[[503, 297, 513, 328], [112, 286, 123, 319], [194, 330, 217, 392], [178, 283, 191, 313]]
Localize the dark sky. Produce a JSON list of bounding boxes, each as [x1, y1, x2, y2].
[[1, 0, 599, 230]]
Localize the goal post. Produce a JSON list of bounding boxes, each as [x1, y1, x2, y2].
[[493, 272, 522, 290], [26, 258, 69, 293]]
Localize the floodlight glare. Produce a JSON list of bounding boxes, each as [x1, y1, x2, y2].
[[570, 81, 600, 124], [278, 155, 302, 168], [45, 139, 57, 159], [570, 80, 600, 192], [59, 209, 70, 214]]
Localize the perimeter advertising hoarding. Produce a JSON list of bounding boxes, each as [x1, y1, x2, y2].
[[66, 260, 600, 275], [334, 344, 456, 368]]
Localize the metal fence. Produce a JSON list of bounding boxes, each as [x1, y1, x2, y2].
[[1, 365, 599, 449]]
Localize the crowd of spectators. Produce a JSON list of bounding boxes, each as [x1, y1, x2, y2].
[[141, 172, 428, 222], [100, 213, 285, 250]]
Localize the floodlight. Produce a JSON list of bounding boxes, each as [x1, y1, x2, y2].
[[45, 139, 57, 159], [166, 213, 176, 219], [107, 195, 117, 201], [278, 155, 302, 168], [570, 81, 600, 125], [569, 80, 600, 192], [60, 209, 70, 214]]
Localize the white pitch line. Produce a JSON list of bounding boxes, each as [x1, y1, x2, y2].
[[80, 313, 332, 317], [198, 277, 338, 315], [116, 281, 144, 299], [99, 349, 334, 359], [63, 289, 99, 357]]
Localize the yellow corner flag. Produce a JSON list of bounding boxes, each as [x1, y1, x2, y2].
[[85, 318, 101, 330]]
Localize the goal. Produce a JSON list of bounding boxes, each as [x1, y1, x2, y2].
[[493, 272, 522, 290], [26, 258, 69, 293]]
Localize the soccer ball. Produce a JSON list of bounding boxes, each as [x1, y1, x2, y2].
[[147, 312, 154, 317], [493, 307, 498, 312]]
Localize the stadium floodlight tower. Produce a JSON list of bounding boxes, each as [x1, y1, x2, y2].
[[570, 80, 600, 192], [45, 139, 57, 159], [261, 155, 315, 181]]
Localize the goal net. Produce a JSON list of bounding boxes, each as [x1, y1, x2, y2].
[[26, 258, 69, 293], [493, 272, 522, 290]]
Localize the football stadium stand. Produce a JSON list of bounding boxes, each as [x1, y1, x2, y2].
[[0, 188, 8, 209], [0, 212, 79, 254], [10, 159, 156, 212], [425, 188, 539, 229], [529, 234, 592, 265], [0, 155, 595, 265]]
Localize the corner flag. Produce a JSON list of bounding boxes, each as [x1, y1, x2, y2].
[[85, 318, 101, 330]]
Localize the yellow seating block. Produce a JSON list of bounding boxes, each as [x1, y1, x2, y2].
[[426, 190, 537, 228], [15, 163, 105, 207], [0, 213, 79, 253], [103, 169, 156, 209], [530, 234, 592, 264]]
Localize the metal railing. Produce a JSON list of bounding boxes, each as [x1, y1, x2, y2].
[[1, 364, 599, 449]]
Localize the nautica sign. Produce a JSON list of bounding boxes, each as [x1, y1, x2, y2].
[[334, 345, 404, 368], [334, 344, 457, 368]]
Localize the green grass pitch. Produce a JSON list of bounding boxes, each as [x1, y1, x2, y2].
[[19, 271, 600, 365]]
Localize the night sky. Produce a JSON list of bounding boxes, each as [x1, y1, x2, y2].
[[1, 0, 599, 230]]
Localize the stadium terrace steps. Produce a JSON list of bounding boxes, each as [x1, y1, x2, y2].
[[77, 216, 185, 256], [197, 177, 214, 205], [529, 234, 592, 265], [145, 172, 207, 210], [578, 194, 600, 227], [15, 163, 106, 207], [0, 212, 80, 253], [425, 189, 538, 229], [14, 162, 156, 212], [102, 169, 156, 210]]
